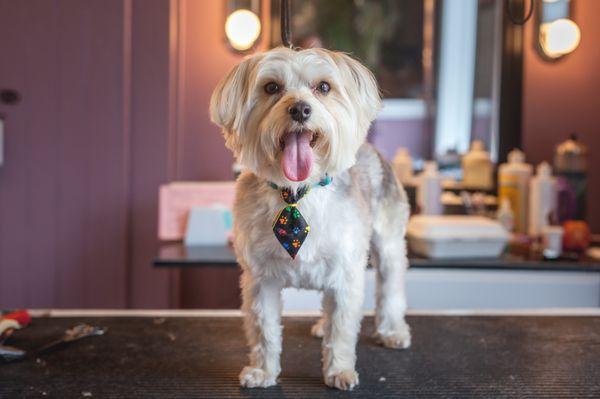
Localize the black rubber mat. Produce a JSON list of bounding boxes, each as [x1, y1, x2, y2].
[[2, 315, 600, 398]]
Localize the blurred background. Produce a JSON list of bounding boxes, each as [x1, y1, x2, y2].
[[1, 0, 599, 310]]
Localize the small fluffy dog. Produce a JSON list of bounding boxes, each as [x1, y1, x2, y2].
[[210, 47, 410, 391]]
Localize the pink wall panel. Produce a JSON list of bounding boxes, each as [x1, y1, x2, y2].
[[522, 1, 600, 232]]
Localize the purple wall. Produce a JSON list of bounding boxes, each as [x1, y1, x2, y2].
[[0, 1, 130, 308], [522, 1, 600, 233], [0, 0, 182, 309]]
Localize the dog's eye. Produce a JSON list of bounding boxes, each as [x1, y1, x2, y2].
[[316, 81, 331, 94], [264, 82, 280, 95]]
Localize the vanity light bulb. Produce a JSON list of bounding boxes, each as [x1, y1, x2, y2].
[[225, 9, 261, 51], [540, 18, 581, 58]]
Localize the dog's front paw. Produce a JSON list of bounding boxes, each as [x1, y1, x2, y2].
[[325, 369, 359, 391], [310, 317, 325, 338], [239, 366, 277, 388], [374, 323, 411, 349]]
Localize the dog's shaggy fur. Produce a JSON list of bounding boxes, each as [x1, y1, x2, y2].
[[210, 47, 410, 391]]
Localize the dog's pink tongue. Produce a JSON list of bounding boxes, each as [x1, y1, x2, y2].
[[281, 131, 313, 182]]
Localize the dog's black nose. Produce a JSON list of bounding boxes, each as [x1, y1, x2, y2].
[[288, 101, 312, 123]]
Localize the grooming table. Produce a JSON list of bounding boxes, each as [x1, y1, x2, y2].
[[155, 243, 600, 272], [2, 311, 600, 398]]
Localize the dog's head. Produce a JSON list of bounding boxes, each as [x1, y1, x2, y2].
[[210, 47, 381, 185]]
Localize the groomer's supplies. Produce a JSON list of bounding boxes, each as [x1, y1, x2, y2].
[[554, 134, 587, 222], [555, 177, 577, 224], [529, 162, 557, 237], [0, 345, 25, 362], [392, 147, 413, 184], [562, 220, 591, 252], [498, 149, 532, 234], [184, 206, 232, 246], [159, 182, 235, 241], [38, 324, 107, 354], [586, 247, 600, 260], [462, 140, 493, 190], [0, 310, 31, 341], [417, 161, 443, 215], [407, 215, 509, 259], [0, 310, 31, 362], [542, 225, 563, 259], [497, 198, 515, 232], [441, 191, 463, 214]]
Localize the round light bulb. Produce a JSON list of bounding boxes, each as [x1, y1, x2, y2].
[[540, 18, 581, 58], [225, 9, 261, 51]]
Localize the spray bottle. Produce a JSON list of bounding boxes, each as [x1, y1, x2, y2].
[[418, 161, 443, 215], [392, 147, 413, 185], [528, 162, 557, 237]]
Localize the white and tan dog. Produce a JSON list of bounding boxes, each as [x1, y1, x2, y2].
[[210, 47, 410, 391]]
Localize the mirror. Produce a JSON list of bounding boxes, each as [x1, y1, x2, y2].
[[270, 0, 520, 170]]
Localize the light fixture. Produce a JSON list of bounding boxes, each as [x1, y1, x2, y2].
[[224, 0, 262, 53], [540, 18, 580, 58], [536, 0, 580, 60]]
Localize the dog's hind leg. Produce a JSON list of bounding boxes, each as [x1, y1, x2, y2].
[[310, 314, 326, 338], [370, 165, 411, 349], [311, 293, 330, 338]]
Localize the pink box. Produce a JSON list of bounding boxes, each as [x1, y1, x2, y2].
[[158, 182, 236, 241]]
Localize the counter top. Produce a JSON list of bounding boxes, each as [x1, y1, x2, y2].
[[3, 312, 600, 398], [155, 243, 600, 272]]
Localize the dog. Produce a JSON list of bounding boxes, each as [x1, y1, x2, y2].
[[210, 47, 411, 391]]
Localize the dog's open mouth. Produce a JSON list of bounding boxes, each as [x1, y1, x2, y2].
[[279, 130, 318, 182], [278, 130, 319, 151]]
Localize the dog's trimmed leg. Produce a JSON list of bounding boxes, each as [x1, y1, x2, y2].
[[371, 229, 411, 349], [239, 271, 283, 388], [321, 273, 364, 391], [311, 317, 326, 338]]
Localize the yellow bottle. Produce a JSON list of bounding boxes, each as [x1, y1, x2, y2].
[[498, 149, 533, 234]]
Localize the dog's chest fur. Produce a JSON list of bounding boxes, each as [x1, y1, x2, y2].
[[232, 144, 386, 290]]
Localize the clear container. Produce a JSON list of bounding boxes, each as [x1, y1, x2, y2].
[[407, 215, 509, 259]]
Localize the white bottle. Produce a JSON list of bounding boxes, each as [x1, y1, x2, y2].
[[497, 198, 515, 232], [497, 149, 533, 234], [418, 161, 443, 215], [392, 147, 413, 184], [528, 162, 557, 237], [462, 140, 493, 190]]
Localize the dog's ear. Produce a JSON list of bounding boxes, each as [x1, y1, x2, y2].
[[210, 56, 258, 149], [329, 51, 382, 125]]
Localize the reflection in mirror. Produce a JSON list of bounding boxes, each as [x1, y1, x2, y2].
[[270, 0, 506, 171]]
